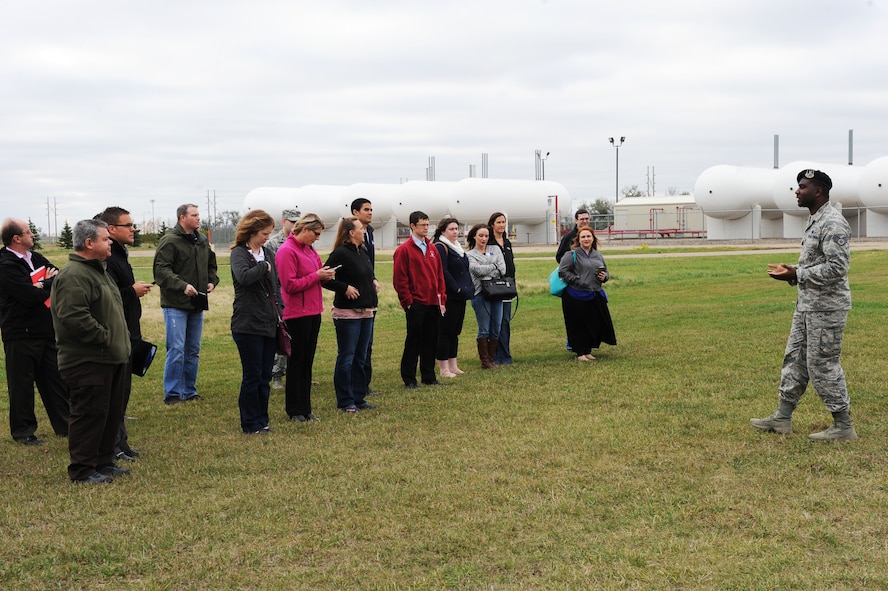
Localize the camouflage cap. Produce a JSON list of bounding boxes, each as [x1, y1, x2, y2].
[[282, 209, 301, 222]]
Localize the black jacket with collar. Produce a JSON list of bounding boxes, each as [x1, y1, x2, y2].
[[105, 240, 142, 340], [0, 247, 58, 343], [323, 244, 378, 310]]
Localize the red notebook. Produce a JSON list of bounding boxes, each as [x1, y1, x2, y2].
[[30, 266, 51, 308]]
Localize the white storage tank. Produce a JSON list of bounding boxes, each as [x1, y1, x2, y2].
[[394, 181, 456, 223], [291, 185, 350, 226], [450, 178, 569, 224], [694, 165, 779, 220], [244, 187, 304, 218], [857, 156, 888, 209]]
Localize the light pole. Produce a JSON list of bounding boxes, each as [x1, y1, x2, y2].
[[540, 151, 550, 180], [150, 199, 156, 233], [609, 137, 625, 202]]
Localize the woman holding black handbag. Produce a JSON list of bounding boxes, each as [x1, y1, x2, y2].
[[488, 211, 515, 365], [230, 210, 281, 434], [466, 223, 505, 369]]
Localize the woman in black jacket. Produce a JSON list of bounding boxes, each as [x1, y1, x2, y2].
[[433, 217, 474, 377], [230, 210, 281, 434], [323, 217, 379, 412], [488, 211, 515, 365]]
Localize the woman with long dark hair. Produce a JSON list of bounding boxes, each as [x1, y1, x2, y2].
[[323, 217, 378, 413], [433, 217, 474, 378], [488, 211, 515, 365], [229, 209, 280, 434], [275, 213, 336, 422], [557, 226, 617, 361], [466, 223, 505, 369]]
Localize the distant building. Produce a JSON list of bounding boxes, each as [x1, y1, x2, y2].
[[607, 194, 705, 240]]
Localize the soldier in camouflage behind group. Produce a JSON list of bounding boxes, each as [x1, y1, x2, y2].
[[750, 169, 858, 441], [265, 209, 300, 390]]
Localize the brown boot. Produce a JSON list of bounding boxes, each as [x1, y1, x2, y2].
[[477, 338, 497, 369], [487, 338, 500, 369]]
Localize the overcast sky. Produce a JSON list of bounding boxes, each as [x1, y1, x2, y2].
[[2, 0, 886, 233]]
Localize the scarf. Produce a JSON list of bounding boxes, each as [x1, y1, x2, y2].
[[437, 235, 465, 257]]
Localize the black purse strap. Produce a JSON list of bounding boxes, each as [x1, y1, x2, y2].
[[262, 269, 283, 323]]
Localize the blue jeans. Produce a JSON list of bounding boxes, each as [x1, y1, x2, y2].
[[162, 308, 204, 401], [471, 295, 503, 339], [494, 300, 513, 364], [333, 317, 373, 408], [232, 333, 276, 432]]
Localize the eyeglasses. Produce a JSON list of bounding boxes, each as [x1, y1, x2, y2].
[[312, 230, 322, 238], [110, 223, 135, 228]]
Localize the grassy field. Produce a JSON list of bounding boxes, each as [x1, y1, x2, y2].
[[1, 245, 886, 590]]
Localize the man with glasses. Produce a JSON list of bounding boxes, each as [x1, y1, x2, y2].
[[555, 209, 591, 263], [97, 207, 152, 460], [0, 218, 70, 445], [392, 211, 447, 388], [153, 204, 219, 405]]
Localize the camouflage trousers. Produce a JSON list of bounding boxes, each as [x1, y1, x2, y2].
[[778, 309, 850, 412], [272, 353, 287, 378]]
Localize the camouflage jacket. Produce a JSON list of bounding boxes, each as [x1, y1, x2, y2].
[[794, 202, 851, 312]]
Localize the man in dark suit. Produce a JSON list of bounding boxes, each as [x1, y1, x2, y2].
[[351, 198, 382, 396], [0, 218, 70, 445]]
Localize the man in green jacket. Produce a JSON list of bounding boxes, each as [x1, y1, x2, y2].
[[153, 204, 219, 405], [51, 219, 131, 484]]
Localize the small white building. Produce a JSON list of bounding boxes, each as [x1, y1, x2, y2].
[[608, 194, 706, 239]]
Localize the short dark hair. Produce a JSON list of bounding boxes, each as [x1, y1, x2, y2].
[[409, 211, 429, 226], [97, 206, 130, 226], [574, 209, 589, 220], [351, 198, 371, 214]]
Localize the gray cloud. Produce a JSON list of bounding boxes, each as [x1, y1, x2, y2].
[[2, 0, 886, 230]]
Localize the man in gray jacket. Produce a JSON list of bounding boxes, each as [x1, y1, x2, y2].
[[153, 204, 219, 405], [52, 219, 131, 484]]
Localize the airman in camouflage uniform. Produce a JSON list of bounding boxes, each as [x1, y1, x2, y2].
[[750, 169, 858, 441], [266, 209, 300, 389]]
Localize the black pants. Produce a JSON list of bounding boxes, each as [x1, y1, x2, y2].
[[62, 362, 126, 481], [285, 315, 321, 418], [401, 303, 440, 386], [436, 298, 467, 360], [115, 356, 134, 454], [4, 339, 70, 440]]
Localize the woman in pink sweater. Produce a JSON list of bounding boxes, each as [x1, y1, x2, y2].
[[275, 214, 336, 422]]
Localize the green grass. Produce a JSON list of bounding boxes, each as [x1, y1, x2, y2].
[[2, 247, 887, 590]]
